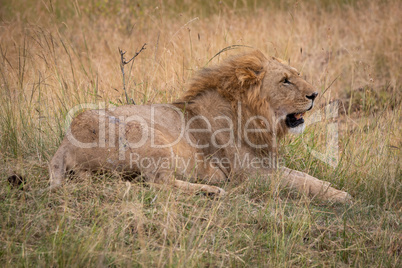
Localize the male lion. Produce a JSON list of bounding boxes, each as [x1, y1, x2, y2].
[[49, 50, 351, 203]]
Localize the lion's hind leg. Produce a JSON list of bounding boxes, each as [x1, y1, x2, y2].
[[48, 148, 67, 190], [48, 142, 78, 190]]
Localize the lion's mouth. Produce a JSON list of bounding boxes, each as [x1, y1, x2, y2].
[[285, 112, 306, 128]]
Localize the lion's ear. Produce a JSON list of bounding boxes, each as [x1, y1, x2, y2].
[[235, 68, 265, 85]]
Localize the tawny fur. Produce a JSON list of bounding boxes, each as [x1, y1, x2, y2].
[[49, 50, 352, 203]]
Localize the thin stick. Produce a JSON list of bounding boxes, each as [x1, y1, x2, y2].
[[206, 45, 254, 65], [320, 74, 340, 100], [118, 43, 146, 104]]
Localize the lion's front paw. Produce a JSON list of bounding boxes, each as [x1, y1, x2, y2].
[[210, 186, 226, 197], [329, 190, 353, 204], [196, 183, 227, 197], [343, 192, 354, 204]]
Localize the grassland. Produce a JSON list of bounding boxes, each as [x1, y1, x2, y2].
[[0, 0, 401, 267]]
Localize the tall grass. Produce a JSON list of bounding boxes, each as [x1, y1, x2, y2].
[[0, 0, 401, 267]]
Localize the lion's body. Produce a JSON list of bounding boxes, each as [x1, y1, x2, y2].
[[49, 50, 351, 203]]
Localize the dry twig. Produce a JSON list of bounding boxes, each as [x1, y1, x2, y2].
[[118, 43, 147, 104]]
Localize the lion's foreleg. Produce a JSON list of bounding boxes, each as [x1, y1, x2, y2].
[[173, 179, 226, 197], [148, 170, 226, 197], [279, 167, 352, 203]]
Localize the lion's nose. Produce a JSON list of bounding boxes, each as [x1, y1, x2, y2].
[[306, 92, 318, 101]]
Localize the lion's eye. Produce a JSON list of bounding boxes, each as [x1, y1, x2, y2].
[[283, 78, 291, 85]]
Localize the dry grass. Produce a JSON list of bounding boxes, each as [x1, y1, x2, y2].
[[0, 0, 401, 267]]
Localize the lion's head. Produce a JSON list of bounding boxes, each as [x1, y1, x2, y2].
[[261, 56, 318, 134], [181, 50, 318, 138]]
